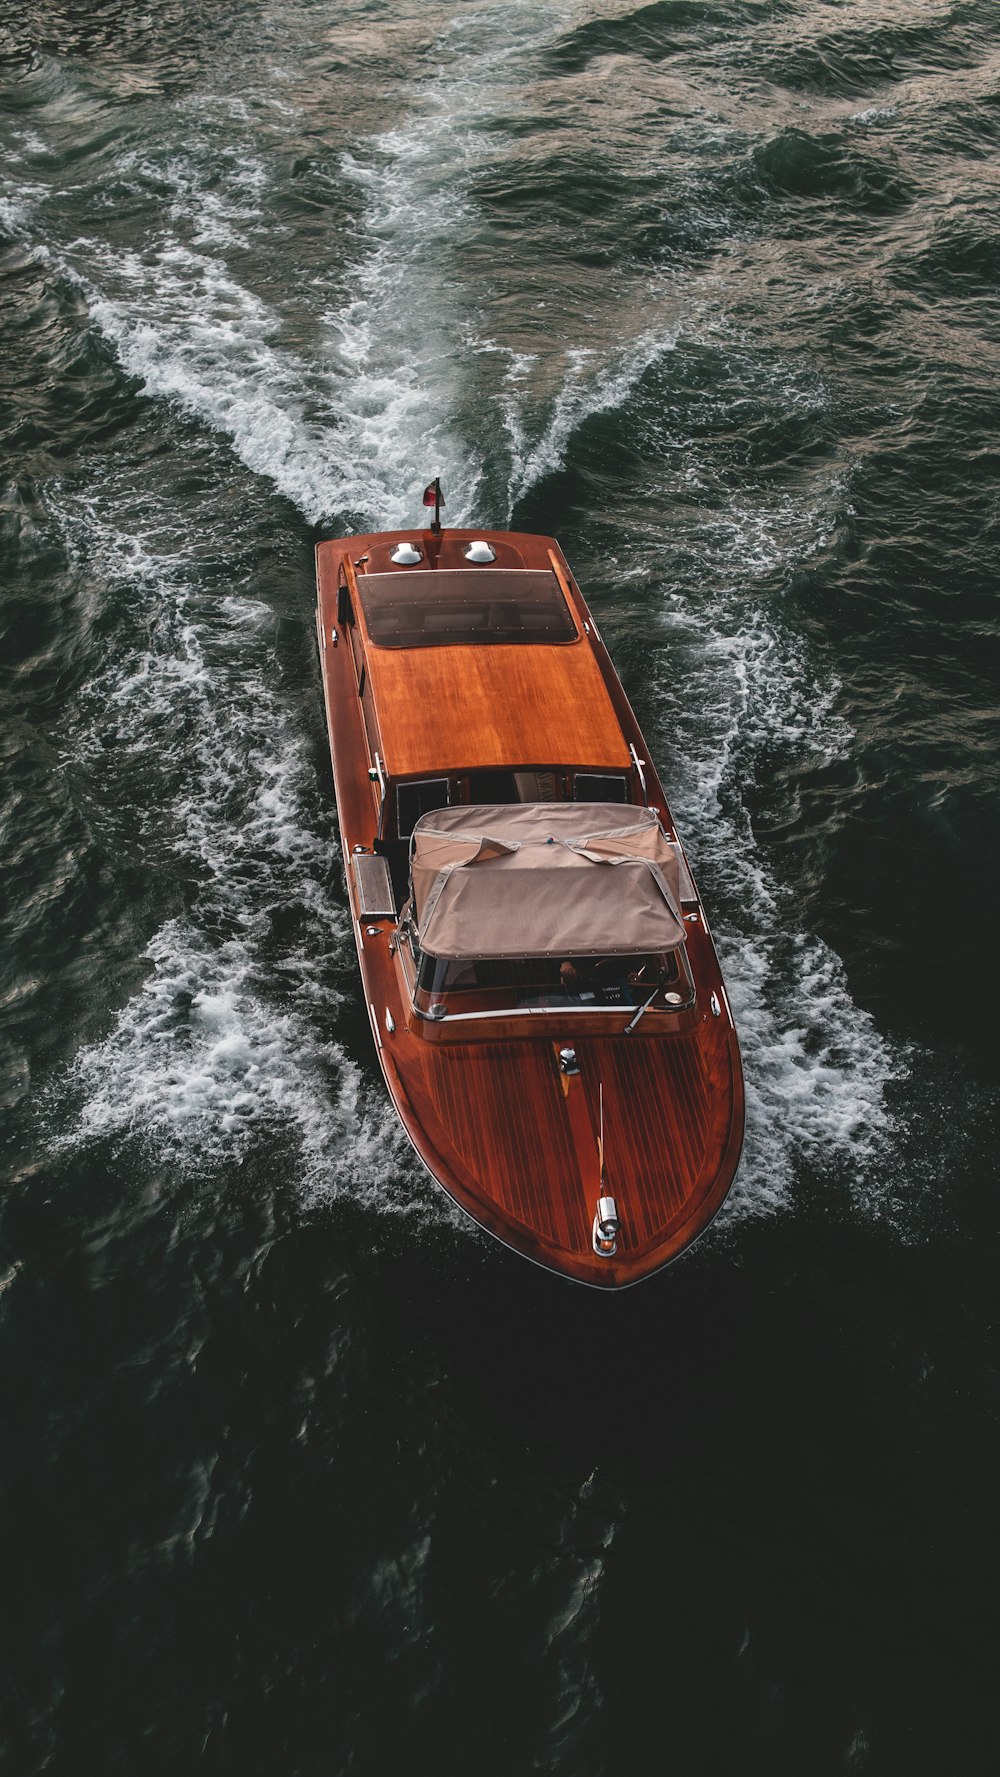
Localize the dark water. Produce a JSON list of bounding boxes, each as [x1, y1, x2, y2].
[[2, 1, 999, 1770]]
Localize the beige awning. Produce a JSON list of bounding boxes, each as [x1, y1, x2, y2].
[[410, 803, 686, 961]]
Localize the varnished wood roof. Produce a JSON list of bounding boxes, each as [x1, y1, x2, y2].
[[318, 529, 631, 779], [366, 634, 631, 776]]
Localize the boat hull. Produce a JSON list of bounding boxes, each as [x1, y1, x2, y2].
[[316, 529, 744, 1287]]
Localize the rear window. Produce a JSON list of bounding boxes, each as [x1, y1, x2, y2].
[[357, 569, 578, 649]]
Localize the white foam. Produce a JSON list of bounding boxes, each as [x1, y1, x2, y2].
[[120, 139, 269, 249], [28, 3, 579, 531], [60, 898, 458, 1219], [651, 576, 901, 1222], [48, 488, 454, 1224], [60, 128, 448, 528], [311, 0, 586, 526], [79, 244, 343, 523], [0, 180, 46, 238], [501, 333, 674, 518], [62, 911, 442, 1216]]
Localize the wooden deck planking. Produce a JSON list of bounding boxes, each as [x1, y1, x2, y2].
[[421, 1044, 578, 1248], [402, 1030, 729, 1263], [577, 1037, 713, 1245]]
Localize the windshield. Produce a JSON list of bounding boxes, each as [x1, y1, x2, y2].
[[412, 949, 693, 1018]]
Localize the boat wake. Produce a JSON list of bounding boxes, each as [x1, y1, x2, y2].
[[9, 0, 906, 1244], [38, 1, 585, 532], [45, 484, 443, 1221], [499, 336, 674, 521], [655, 593, 902, 1224]]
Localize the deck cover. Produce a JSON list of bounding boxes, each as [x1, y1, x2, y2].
[[410, 803, 686, 960]]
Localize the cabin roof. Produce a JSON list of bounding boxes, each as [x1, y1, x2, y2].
[[325, 529, 630, 779], [366, 634, 631, 777]]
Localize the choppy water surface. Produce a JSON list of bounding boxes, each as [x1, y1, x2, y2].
[[2, 2, 998, 1771]]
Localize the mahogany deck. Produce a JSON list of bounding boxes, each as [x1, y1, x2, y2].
[[364, 640, 630, 778], [315, 526, 744, 1287], [392, 1022, 739, 1284]]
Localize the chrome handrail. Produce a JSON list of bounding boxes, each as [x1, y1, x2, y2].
[[629, 743, 648, 805]]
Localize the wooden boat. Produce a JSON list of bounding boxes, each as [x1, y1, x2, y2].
[[315, 493, 743, 1287]]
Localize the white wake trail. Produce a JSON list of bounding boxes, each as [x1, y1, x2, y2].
[[47, 487, 442, 1217], [50, 2, 584, 530], [653, 480, 902, 1220]]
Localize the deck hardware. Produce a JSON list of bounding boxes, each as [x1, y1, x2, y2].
[[390, 542, 422, 565], [629, 744, 648, 806], [353, 555, 369, 567], [464, 539, 496, 563], [685, 913, 699, 922], [330, 626, 338, 646], [368, 752, 386, 799], [623, 986, 660, 1035], [665, 991, 683, 1005], [710, 992, 721, 1016], [385, 1008, 396, 1034], [592, 1195, 620, 1257], [558, 1046, 580, 1076], [353, 844, 366, 854], [366, 925, 381, 937], [352, 853, 396, 918], [424, 477, 445, 534]]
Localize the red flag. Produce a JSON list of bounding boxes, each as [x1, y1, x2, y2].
[[422, 480, 444, 507]]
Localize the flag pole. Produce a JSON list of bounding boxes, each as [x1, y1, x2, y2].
[[422, 476, 444, 536]]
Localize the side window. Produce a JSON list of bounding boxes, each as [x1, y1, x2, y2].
[[573, 773, 628, 803], [397, 778, 450, 839]]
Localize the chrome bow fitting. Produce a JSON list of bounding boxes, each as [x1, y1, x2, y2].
[[592, 1195, 620, 1257]]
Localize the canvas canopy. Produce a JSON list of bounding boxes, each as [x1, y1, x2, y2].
[[409, 803, 687, 962]]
